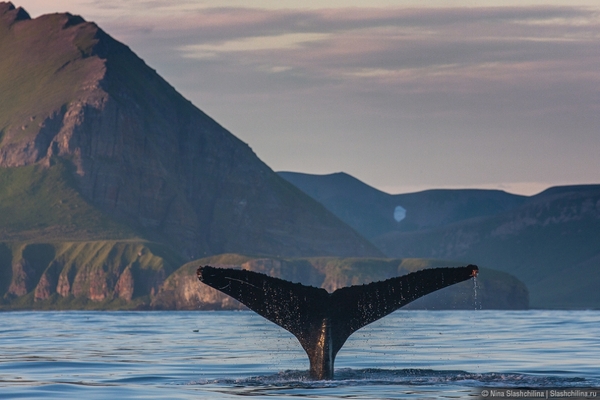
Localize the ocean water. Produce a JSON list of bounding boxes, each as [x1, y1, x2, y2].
[[0, 310, 598, 399]]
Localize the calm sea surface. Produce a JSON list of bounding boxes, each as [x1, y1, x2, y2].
[[0, 310, 599, 399]]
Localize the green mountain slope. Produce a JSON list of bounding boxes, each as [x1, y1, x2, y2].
[[0, 161, 141, 241], [0, 5, 100, 144], [0, 2, 380, 258], [0, 240, 184, 310]]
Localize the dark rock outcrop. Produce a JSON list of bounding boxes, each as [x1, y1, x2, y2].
[[34, 261, 61, 301], [114, 265, 135, 301], [7, 259, 34, 297]]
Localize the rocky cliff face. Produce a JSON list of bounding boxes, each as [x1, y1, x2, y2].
[[0, 241, 180, 309], [152, 257, 327, 310], [0, 2, 380, 259], [152, 255, 528, 310], [0, 243, 528, 310]]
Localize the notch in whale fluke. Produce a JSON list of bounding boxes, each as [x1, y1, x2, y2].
[[197, 264, 478, 380]]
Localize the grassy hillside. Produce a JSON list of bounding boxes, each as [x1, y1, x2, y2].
[[0, 240, 184, 310], [0, 162, 141, 241], [0, 9, 100, 141], [1, 5, 382, 259]]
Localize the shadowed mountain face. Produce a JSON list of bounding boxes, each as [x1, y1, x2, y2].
[[0, 3, 381, 259], [278, 171, 527, 239], [374, 185, 600, 308], [278, 172, 600, 309]]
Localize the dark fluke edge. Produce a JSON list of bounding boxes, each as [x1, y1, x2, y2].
[[197, 264, 478, 380]]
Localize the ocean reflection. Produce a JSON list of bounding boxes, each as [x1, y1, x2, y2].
[[0, 310, 598, 399]]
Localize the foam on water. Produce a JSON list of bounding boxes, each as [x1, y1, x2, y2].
[[186, 368, 595, 398], [191, 368, 589, 386]]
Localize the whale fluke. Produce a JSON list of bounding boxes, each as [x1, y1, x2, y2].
[[197, 264, 478, 380]]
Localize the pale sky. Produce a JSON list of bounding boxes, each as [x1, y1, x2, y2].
[[12, 0, 600, 195]]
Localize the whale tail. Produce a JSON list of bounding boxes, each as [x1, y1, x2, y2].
[[197, 264, 478, 380]]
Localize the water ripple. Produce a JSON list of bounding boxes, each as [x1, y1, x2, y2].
[[0, 310, 598, 399]]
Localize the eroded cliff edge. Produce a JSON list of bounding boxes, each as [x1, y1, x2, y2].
[[0, 244, 528, 310]]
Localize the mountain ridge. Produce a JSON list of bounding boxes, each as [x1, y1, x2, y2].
[[279, 171, 600, 308], [0, 2, 381, 259], [278, 171, 528, 239], [2, 2, 593, 310]]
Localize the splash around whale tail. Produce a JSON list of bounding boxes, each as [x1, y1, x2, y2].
[[197, 264, 478, 380]]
